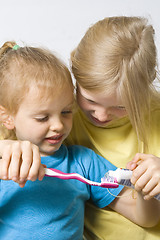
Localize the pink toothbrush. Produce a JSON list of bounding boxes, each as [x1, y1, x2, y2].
[[45, 168, 119, 188]]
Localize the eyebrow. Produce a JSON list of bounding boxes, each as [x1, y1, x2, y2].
[[31, 103, 75, 117], [80, 92, 95, 102], [85, 97, 125, 108]]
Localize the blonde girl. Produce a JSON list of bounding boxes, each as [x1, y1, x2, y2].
[[69, 16, 160, 240]]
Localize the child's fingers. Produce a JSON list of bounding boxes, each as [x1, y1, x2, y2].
[[132, 153, 147, 162], [143, 183, 160, 200], [26, 145, 41, 181], [1, 145, 12, 179], [18, 180, 27, 188], [133, 171, 150, 191], [38, 164, 46, 181], [132, 155, 160, 181], [131, 163, 147, 185], [13, 179, 27, 188], [9, 142, 23, 181], [141, 170, 160, 197], [131, 153, 154, 167], [0, 140, 43, 184], [19, 142, 41, 182], [133, 162, 160, 194], [126, 153, 148, 170], [129, 153, 160, 200], [126, 161, 137, 170], [142, 177, 158, 195], [19, 142, 33, 181]]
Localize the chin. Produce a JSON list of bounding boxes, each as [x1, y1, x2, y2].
[[40, 145, 61, 156]]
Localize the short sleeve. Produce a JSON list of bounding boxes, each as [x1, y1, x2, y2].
[[87, 150, 124, 208]]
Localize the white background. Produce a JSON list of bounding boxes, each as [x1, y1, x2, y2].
[[1, 0, 160, 66]]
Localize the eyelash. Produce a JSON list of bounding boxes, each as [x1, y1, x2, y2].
[[116, 106, 125, 109], [86, 99, 125, 110], [87, 99, 96, 104], [35, 116, 49, 122], [62, 110, 73, 114], [35, 110, 72, 122]]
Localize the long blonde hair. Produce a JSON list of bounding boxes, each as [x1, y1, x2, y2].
[[71, 16, 160, 152], [0, 41, 73, 139]]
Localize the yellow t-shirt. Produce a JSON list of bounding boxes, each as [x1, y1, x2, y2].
[[66, 107, 160, 240]]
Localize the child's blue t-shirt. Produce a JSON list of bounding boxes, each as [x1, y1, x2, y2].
[[0, 145, 123, 240]]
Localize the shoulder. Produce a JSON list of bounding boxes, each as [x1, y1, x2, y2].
[[67, 145, 117, 172], [66, 145, 99, 170], [67, 145, 95, 159]]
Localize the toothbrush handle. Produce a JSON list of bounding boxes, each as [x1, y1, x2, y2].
[[45, 168, 101, 186], [45, 168, 118, 188]]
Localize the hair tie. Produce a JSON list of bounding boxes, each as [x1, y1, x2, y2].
[[12, 44, 20, 50]]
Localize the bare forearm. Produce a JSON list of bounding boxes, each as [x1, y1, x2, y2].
[[132, 192, 160, 227], [108, 188, 160, 228]]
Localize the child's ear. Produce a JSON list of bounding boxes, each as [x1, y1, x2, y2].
[[0, 105, 15, 130]]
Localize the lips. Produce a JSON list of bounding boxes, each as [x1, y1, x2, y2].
[[45, 135, 63, 144]]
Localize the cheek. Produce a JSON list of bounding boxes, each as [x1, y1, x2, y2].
[[67, 117, 73, 132], [18, 121, 46, 138], [77, 93, 86, 108], [115, 110, 127, 117], [77, 97, 91, 111]]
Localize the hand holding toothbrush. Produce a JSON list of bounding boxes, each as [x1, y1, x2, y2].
[[0, 140, 45, 187]]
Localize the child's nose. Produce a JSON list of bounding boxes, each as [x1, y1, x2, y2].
[[50, 118, 63, 131], [95, 108, 110, 121]]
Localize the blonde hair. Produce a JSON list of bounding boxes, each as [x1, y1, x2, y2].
[[0, 41, 73, 139], [71, 16, 160, 152]]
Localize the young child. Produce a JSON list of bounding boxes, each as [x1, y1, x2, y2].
[[68, 16, 160, 240], [0, 41, 159, 240]]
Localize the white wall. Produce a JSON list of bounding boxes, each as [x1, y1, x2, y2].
[[1, 0, 160, 66]]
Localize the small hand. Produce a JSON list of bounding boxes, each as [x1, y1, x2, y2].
[[127, 153, 160, 200], [0, 140, 45, 187]]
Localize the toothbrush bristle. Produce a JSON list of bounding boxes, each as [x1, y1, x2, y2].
[[101, 174, 115, 183], [101, 182, 119, 188], [101, 175, 119, 188]]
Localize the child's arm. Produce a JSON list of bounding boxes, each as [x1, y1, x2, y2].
[[105, 153, 160, 227], [126, 153, 160, 200], [107, 187, 160, 228], [0, 140, 45, 187]]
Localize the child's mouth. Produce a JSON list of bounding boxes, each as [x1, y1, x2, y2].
[[45, 135, 63, 144]]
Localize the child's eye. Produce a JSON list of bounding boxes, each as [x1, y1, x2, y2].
[[117, 106, 126, 110], [35, 116, 49, 122], [62, 110, 73, 115], [114, 106, 126, 110], [87, 99, 96, 104]]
